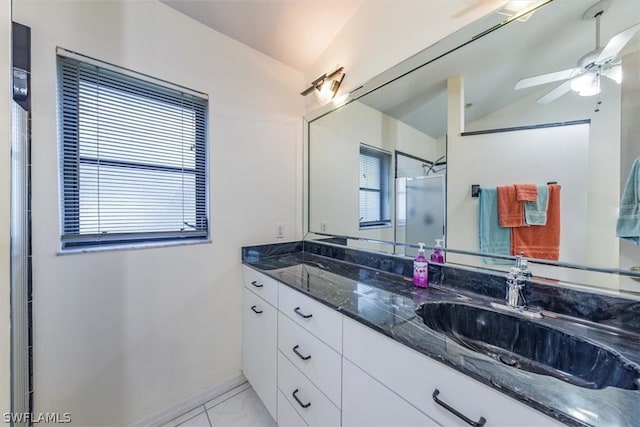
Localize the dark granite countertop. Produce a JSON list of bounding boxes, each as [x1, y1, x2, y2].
[[243, 246, 640, 427]]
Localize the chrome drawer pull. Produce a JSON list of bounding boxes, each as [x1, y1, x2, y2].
[[292, 389, 311, 409], [294, 307, 313, 319], [433, 389, 486, 427], [251, 280, 263, 288], [292, 345, 311, 361], [250, 305, 263, 314]]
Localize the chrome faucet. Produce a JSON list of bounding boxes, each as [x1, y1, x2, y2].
[[505, 255, 532, 309]]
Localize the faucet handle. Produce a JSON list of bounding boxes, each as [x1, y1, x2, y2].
[[514, 254, 524, 269]]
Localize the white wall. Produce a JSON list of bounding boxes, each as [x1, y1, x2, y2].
[[0, 0, 12, 417], [13, 0, 304, 425], [447, 124, 590, 263], [444, 70, 629, 288], [305, 1, 499, 112], [457, 77, 622, 288], [309, 100, 440, 244], [620, 51, 640, 291]]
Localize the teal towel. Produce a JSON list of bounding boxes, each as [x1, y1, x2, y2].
[[617, 158, 640, 244], [524, 185, 549, 225], [479, 188, 511, 264]]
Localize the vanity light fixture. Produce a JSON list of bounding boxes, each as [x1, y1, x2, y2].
[[301, 66, 345, 103]]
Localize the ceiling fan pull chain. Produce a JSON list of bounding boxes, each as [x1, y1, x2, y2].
[[595, 71, 602, 113]]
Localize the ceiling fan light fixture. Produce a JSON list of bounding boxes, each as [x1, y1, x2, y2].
[[570, 73, 597, 93], [579, 85, 601, 97]]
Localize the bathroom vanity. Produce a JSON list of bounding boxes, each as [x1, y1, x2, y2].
[[241, 241, 640, 427]]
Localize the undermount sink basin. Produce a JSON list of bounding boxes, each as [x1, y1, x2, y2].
[[416, 302, 640, 390]]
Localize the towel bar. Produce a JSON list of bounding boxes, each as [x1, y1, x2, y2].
[[472, 182, 560, 198]]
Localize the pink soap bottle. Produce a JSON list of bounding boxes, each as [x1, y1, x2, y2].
[[413, 243, 429, 288], [428, 239, 445, 285]]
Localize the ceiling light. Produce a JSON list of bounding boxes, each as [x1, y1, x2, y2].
[[570, 72, 600, 96], [301, 66, 345, 103], [498, 1, 544, 22]]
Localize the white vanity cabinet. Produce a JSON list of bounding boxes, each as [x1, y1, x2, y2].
[[342, 316, 564, 427], [242, 267, 278, 421], [242, 266, 565, 427]]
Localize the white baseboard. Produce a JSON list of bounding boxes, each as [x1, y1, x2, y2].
[[129, 373, 247, 427]]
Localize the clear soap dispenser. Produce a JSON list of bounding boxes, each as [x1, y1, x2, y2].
[[413, 243, 429, 288]]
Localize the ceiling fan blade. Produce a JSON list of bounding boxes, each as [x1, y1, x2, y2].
[[515, 68, 580, 90], [537, 79, 574, 104], [596, 23, 640, 64]]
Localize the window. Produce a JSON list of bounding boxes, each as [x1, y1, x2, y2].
[[57, 51, 208, 249], [359, 145, 391, 227]]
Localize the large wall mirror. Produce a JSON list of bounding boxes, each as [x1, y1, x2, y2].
[[308, 0, 640, 293]]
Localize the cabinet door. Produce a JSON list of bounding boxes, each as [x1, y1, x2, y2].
[[343, 316, 563, 427], [342, 358, 439, 427], [242, 287, 277, 420]]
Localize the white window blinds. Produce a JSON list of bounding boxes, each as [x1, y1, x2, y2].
[[359, 145, 391, 227], [57, 53, 208, 249]]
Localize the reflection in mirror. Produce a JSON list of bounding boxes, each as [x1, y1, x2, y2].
[[309, 99, 446, 253], [395, 150, 446, 257], [307, 0, 640, 294]]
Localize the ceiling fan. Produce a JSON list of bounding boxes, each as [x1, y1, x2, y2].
[[514, 0, 640, 105]]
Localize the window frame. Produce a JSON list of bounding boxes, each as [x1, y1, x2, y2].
[[57, 50, 209, 250], [359, 144, 392, 228]]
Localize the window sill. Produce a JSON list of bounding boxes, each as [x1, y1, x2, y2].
[[56, 238, 212, 256], [359, 224, 392, 230]]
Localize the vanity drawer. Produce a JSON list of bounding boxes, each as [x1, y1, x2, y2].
[[278, 312, 342, 408], [343, 316, 562, 427], [278, 283, 342, 352], [277, 390, 309, 427], [243, 266, 278, 307], [278, 351, 341, 427]]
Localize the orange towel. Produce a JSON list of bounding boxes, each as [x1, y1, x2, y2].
[[515, 183, 538, 202], [511, 184, 560, 260], [497, 185, 525, 227]]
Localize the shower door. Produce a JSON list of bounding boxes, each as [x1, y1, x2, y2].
[[404, 175, 445, 257]]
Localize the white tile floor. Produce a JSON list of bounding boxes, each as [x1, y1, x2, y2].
[[161, 382, 277, 427]]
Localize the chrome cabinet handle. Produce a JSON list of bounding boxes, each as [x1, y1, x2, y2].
[[292, 345, 311, 361], [433, 389, 486, 427], [251, 280, 263, 288], [292, 389, 311, 408], [250, 305, 263, 314], [294, 307, 313, 319]]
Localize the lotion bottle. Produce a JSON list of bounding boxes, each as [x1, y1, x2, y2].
[[428, 239, 445, 285], [413, 243, 429, 288]]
